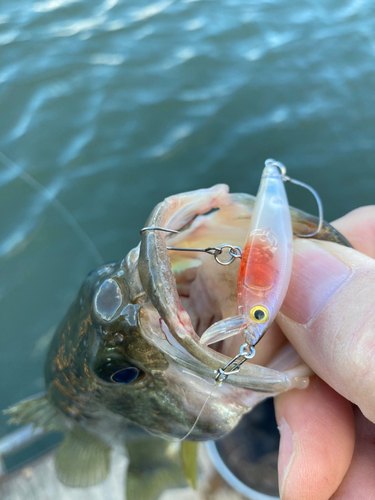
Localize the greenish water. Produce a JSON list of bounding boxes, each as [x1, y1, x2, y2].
[[0, 0, 374, 440]]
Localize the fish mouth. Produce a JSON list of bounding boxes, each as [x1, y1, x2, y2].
[[139, 185, 311, 393]]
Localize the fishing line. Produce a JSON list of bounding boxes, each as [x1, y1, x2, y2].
[[137, 376, 220, 443], [175, 378, 220, 443], [0, 150, 103, 264]]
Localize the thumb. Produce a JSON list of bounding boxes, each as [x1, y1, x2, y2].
[[278, 238, 375, 423]]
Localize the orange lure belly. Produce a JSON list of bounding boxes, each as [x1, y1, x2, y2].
[[237, 241, 279, 296]]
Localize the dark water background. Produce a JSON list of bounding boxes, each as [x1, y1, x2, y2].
[[0, 0, 374, 439]]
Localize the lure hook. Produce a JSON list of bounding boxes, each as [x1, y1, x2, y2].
[[140, 227, 242, 266], [265, 159, 324, 238], [140, 226, 179, 234], [167, 243, 241, 266]]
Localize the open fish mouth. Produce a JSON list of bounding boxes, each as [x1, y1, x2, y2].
[[138, 185, 313, 393]]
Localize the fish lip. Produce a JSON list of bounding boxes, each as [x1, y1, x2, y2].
[[138, 186, 309, 392]]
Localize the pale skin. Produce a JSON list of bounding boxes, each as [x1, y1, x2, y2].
[[274, 206, 375, 500]]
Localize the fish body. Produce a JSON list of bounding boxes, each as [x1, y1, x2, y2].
[[6, 184, 351, 498]]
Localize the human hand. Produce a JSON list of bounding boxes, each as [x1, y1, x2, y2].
[[274, 206, 375, 500]]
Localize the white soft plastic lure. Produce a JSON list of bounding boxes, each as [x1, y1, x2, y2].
[[201, 161, 293, 350]]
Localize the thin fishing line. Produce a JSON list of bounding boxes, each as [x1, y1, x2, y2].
[[142, 381, 219, 443], [0, 150, 103, 265], [175, 382, 218, 443]]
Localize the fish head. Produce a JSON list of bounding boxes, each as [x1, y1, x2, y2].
[[45, 244, 255, 441]]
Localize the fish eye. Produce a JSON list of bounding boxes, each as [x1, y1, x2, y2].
[[249, 305, 269, 324], [95, 356, 144, 384], [111, 367, 140, 384]]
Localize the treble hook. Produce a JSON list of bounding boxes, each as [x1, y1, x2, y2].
[[265, 159, 324, 238]]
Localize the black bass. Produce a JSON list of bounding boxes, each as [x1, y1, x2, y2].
[[6, 184, 350, 499]]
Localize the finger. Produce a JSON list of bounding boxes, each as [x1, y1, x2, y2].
[[275, 377, 354, 500], [330, 407, 375, 500], [278, 236, 375, 423], [331, 206, 375, 259]]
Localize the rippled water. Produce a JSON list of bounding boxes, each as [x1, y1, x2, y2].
[[0, 0, 374, 439]]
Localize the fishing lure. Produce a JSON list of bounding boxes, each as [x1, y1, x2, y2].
[[203, 159, 322, 383], [200, 161, 293, 349]]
